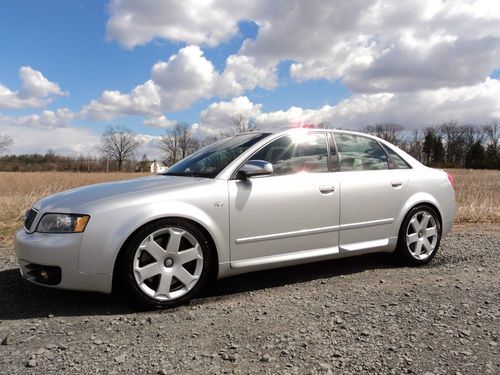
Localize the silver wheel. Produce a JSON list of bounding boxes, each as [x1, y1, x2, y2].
[[405, 210, 438, 260], [133, 227, 204, 301]]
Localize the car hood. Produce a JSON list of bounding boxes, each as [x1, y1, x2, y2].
[[34, 175, 208, 212]]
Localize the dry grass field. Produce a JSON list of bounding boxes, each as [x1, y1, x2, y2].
[[0, 172, 148, 245], [449, 169, 500, 224], [0, 169, 498, 246]]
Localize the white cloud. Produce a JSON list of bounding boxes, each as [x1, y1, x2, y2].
[[243, 0, 500, 92], [82, 45, 276, 121], [0, 66, 66, 109], [199, 78, 500, 133], [200, 96, 262, 131], [106, 0, 500, 94], [106, 0, 258, 48], [151, 45, 218, 111], [143, 115, 175, 128], [0, 115, 164, 159], [0, 124, 99, 155], [217, 55, 277, 95], [81, 80, 162, 120], [0, 108, 74, 129]]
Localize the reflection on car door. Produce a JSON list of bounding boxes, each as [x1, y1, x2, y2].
[[228, 133, 340, 268], [334, 134, 411, 251]]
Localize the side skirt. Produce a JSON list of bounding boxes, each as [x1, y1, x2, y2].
[[218, 236, 398, 279]]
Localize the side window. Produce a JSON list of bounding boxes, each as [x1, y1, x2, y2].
[[251, 133, 328, 176], [334, 134, 389, 171], [383, 145, 411, 169]]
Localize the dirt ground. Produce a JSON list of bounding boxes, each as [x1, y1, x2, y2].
[[0, 224, 498, 374]]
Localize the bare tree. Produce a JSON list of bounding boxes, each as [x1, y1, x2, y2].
[[362, 123, 404, 145], [158, 123, 199, 165], [230, 113, 259, 135], [400, 129, 423, 162], [98, 125, 142, 172], [483, 120, 499, 154], [0, 134, 13, 153], [200, 135, 220, 147], [439, 121, 469, 167]]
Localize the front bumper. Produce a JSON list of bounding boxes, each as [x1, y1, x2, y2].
[[14, 229, 112, 294]]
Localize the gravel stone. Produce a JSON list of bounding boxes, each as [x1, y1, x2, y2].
[[0, 226, 498, 374]]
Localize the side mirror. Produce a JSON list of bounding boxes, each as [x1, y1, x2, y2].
[[238, 160, 273, 179]]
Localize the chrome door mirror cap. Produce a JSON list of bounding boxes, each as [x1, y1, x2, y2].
[[238, 160, 273, 179]]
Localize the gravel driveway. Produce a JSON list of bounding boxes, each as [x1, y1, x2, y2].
[[0, 225, 498, 375]]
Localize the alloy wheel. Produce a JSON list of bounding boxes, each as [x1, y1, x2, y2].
[[405, 210, 438, 260], [132, 227, 204, 301]]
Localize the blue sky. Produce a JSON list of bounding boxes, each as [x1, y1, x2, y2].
[[0, 0, 499, 155]]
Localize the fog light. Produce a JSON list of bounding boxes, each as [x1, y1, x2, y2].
[[23, 263, 62, 285]]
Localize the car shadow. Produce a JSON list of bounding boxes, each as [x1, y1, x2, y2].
[[0, 253, 399, 320]]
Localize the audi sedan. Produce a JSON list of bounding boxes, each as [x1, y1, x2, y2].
[[15, 129, 456, 308]]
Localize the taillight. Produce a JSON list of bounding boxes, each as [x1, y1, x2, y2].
[[447, 172, 455, 190]]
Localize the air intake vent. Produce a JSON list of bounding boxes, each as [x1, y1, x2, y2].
[[24, 209, 37, 231]]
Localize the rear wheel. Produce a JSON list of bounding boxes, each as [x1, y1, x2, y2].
[[396, 206, 442, 265], [121, 219, 212, 309]]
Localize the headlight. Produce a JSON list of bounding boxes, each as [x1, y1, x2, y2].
[[36, 214, 90, 233]]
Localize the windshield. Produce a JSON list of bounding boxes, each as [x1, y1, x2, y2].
[[164, 133, 271, 178]]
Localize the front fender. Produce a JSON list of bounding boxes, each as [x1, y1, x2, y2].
[[78, 200, 229, 276]]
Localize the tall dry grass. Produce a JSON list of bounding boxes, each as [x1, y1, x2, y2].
[[447, 169, 500, 224], [0, 169, 498, 246], [0, 172, 148, 244]]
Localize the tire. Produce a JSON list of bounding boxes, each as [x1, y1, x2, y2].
[[120, 218, 213, 309], [395, 205, 442, 266]]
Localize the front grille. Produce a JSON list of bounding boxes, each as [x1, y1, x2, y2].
[[24, 209, 37, 231]]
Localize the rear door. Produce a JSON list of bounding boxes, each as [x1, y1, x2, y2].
[[334, 133, 411, 250]]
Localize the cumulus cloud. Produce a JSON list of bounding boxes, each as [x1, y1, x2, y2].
[[216, 55, 277, 95], [143, 115, 175, 128], [199, 78, 500, 133], [81, 80, 162, 120], [151, 45, 218, 111], [82, 45, 276, 120], [199, 96, 262, 131], [0, 66, 66, 109], [106, 0, 259, 48], [107, 0, 500, 94]]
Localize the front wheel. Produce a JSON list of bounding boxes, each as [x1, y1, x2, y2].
[[396, 206, 442, 266], [120, 219, 212, 309]]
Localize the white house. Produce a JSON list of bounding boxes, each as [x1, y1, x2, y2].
[[150, 160, 169, 174]]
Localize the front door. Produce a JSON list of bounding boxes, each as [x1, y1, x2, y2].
[[228, 132, 340, 264]]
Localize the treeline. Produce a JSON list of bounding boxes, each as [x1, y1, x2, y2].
[[0, 151, 141, 172], [362, 121, 499, 169], [0, 120, 498, 172]]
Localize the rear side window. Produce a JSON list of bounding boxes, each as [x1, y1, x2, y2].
[[334, 134, 389, 171], [383, 145, 411, 169], [251, 133, 328, 176]]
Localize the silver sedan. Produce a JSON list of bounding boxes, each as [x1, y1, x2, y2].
[[15, 129, 456, 308]]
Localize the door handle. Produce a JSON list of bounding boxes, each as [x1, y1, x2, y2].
[[319, 185, 335, 194], [391, 180, 402, 188]]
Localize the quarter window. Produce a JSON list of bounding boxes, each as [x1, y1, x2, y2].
[[335, 134, 389, 171], [384, 145, 411, 169], [250, 133, 328, 176]]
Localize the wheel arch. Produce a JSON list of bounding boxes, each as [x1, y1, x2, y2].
[[111, 216, 220, 292], [397, 197, 443, 236]]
